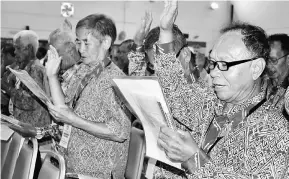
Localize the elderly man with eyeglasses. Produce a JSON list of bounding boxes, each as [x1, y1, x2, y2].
[[132, 0, 289, 178], [267, 34, 289, 88]]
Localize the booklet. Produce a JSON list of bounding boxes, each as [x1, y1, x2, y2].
[[7, 67, 52, 105], [112, 76, 182, 170]]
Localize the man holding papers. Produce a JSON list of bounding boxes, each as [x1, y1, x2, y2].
[[45, 14, 131, 179], [128, 0, 289, 178]]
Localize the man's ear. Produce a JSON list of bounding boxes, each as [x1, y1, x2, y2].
[[251, 57, 266, 80], [102, 36, 112, 50]]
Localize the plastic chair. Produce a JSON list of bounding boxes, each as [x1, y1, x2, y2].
[[1, 135, 12, 169], [124, 119, 146, 179], [1, 132, 23, 179], [37, 149, 66, 179], [12, 137, 38, 179]]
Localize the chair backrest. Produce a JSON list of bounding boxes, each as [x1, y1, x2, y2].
[[37, 149, 66, 179], [1, 132, 23, 179], [1, 135, 12, 169], [12, 137, 38, 179], [124, 120, 146, 179]]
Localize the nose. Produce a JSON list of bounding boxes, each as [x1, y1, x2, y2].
[[78, 42, 86, 54]]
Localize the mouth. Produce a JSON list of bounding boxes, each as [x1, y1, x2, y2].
[[212, 84, 225, 89]]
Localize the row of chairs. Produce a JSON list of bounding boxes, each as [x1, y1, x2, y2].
[[1, 119, 146, 179], [1, 132, 65, 179]]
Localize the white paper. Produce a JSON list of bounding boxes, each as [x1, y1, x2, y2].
[[112, 77, 182, 170], [7, 67, 52, 105]]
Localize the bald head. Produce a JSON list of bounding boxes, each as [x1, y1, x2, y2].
[[48, 20, 80, 70]]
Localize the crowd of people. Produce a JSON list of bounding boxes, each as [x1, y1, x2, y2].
[[1, 0, 289, 178]]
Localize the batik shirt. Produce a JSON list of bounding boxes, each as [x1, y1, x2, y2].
[[154, 42, 289, 179], [10, 60, 51, 127], [128, 43, 215, 179], [129, 42, 289, 179], [59, 61, 131, 179]]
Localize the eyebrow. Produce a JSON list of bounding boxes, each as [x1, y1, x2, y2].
[[75, 38, 88, 42]]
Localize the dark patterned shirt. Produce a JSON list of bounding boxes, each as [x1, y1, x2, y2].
[[10, 60, 51, 127], [60, 62, 131, 179]]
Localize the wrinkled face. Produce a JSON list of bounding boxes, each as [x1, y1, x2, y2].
[[75, 28, 105, 65], [14, 37, 29, 63], [209, 32, 255, 103], [268, 41, 289, 81], [55, 42, 80, 70]]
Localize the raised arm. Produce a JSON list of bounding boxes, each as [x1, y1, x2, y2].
[[155, 0, 215, 143], [128, 11, 152, 76], [46, 45, 66, 106]]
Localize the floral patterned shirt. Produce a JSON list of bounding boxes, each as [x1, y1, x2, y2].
[[10, 60, 51, 127], [60, 61, 131, 179]]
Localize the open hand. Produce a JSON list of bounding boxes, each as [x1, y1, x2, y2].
[[46, 45, 62, 78], [134, 11, 153, 45], [160, 0, 178, 32], [158, 126, 199, 163]]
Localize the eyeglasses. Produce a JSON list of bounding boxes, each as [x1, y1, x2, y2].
[[207, 56, 260, 71], [268, 53, 289, 65], [176, 44, 188, 58]]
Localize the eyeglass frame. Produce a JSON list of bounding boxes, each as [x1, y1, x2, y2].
[[268, 53, 289, 65], [207, 56, 262, 71]]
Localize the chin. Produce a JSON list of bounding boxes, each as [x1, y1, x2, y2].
[[215, 91, 229, 102]]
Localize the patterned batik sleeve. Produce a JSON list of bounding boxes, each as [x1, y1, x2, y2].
[[10, 66, 47, 110], [186, 111, 289, 179], [102, 78, 131, 140], [154, 42, 216, 144], [127, 44, 147, 76]]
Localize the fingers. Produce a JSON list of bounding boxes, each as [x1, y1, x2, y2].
[[144, 11, 153, 33]]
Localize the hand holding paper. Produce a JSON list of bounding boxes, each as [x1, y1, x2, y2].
[[47, 102, 75, 124], [158, 126, 199, 163]]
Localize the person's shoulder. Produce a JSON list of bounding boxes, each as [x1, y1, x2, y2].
[[105, 62, 126, 77], [254, 101, 289, 130]]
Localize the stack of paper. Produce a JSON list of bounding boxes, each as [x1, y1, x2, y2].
[[112, 76, 182, 170]]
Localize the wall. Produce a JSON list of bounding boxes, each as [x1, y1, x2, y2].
[[1, 1, 231, 54], [232, 1, 289, 35]]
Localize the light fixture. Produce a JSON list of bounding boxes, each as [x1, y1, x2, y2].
[[210, 2, 219, 10], [61, 2, 74, 17]]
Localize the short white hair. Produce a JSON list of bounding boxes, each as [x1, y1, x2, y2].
[[13, 30, 39, 56]]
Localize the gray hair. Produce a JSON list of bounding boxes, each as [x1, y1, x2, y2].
[[13, 30, 39, 56]]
